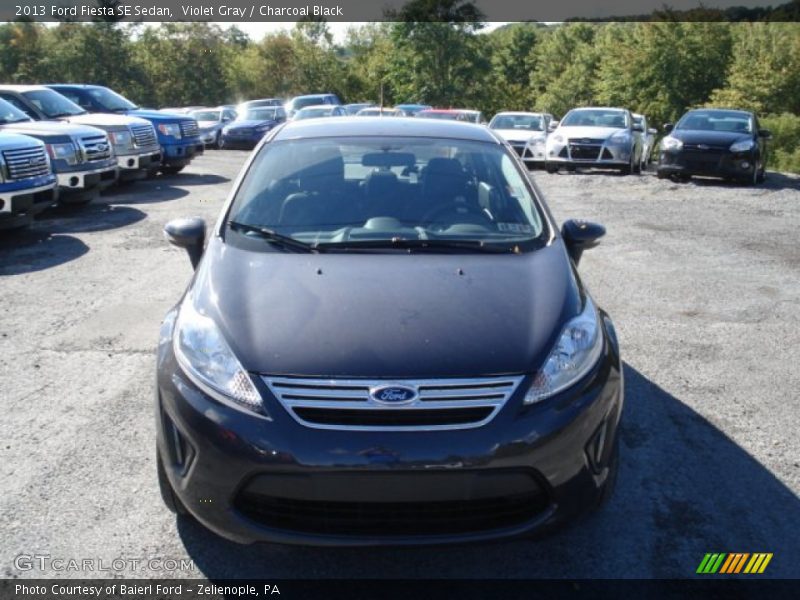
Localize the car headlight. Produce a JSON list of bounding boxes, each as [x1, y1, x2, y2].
[[46, 142, 79, 165], [661, 136, 683, 151], [730, 138, 755, 153], [109, 130, 133, 150], [157, 123, 182, 138], [524, 296, 603, 405], [609, 130, 631, 144], [174, 295, 266, 416]]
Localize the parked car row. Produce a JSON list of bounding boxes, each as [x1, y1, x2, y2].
[[0, 83, 204, 231]]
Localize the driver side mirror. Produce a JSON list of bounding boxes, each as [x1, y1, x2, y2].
[[759, 128, 772, 139], [548, 121, 559, 132], [648, 127, 658, 135], [632, 123, 644, 133], [562, 219, 605, 265], [164, 217, 206, 269], [663, 123, 674, 133]]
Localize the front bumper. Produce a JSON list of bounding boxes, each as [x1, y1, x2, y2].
[[117, 150, 162, 179], [0, 177, 57, 229], [155, 316, 623, 546], [56, 164, 118, 194], [657, 149, 756, 181], [161, 141, 204, 167], [546, 140, 631, 167], [200, 130, 219, 146]]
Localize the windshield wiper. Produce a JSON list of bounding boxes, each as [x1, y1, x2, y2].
[[317, 238, 516, 253], [227, 221, 321, 253], [49, 111, 85, 118]]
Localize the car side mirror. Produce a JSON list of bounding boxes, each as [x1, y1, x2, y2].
[[562, 219, 606, 265], [759, 128, 772, 139], [648, 128, 658, 135], [548, 121, 559, 132], [164, 217, 206, 269], [663, 123, 674, 133], [632, 124, 644, 132]]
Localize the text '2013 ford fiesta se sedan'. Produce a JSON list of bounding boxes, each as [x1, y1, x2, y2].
[[156, 117, 623, 546]]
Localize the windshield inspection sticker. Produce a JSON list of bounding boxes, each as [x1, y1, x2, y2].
[[497, 223, 534, 233]]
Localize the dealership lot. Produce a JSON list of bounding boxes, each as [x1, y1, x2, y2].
[[1, 151, 799, 578]]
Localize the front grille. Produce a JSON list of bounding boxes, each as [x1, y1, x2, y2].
[[235, 491, 548, 536], [78, 135, 112, 162], [131, 124, 157, 148], [264, 375, 524, 431], [2, 146, 50, 180], [568, 139, 603, 161], [180, 120, 199, 138]]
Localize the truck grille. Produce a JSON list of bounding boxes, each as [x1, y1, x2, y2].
[[78, 135, 112, 162], [131, 124, 157, 148], [180, 120, 199, 138], [2, 146, 50, 180], [263, 375, 524, 431]]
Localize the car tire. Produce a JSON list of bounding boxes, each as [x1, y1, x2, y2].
[[156, 448, 188, 515], [545, 163, 559, 174], [160, 166, 185, 175], [215, 133, 223, 150], [757, 166, 766, 183], [620, 156, 633, 175]]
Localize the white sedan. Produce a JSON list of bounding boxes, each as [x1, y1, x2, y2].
[[488, 112, 553, 168]]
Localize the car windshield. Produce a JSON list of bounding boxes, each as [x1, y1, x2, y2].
[[191, 110, 220, 121], [0, 99, 31, 124], [22, 89, 86, 117], [418, 112, 460, 120], [490, 115, 543, 131], [561, 109, 628, 128], [292, 96, 325, 110], [226, 136, 546, 251], [295, 107, 332, 119], [676, 110, 753, 133], [243, 108, 278, 121], [87, 87, 138, 111]]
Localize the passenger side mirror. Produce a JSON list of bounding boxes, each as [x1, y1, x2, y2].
[[548, 121, 559, 132], [648, 128, 658, 135], [164, 217, 206, 269], [562, 219, 606, 266], [663, 123, 674, 133], [759, 129, 772, 139], [632, 123, 644, 133]]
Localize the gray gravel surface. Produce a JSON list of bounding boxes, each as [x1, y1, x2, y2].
[[1, 152, 799, 579]]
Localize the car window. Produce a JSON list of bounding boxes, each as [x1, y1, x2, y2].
[[677, 111, 752, 133], [0, 94, 38, 119], [490, 115, 544, 131], [192, 111, 221, 121], [561, 109, 628, 128], [227, 137, 546, 250], [21, 89, 86, 118]]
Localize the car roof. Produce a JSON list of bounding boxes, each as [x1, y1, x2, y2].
[[568, 106, 628, 112], [272, 116, 501, 143], [0, 84, 53, 92], [297, 105, 335, 111], [687, 107, 753, 116]]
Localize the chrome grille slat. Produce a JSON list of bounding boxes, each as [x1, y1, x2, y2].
[[263, 375, 525, 431], [78, 135, 112, 162], [131, 124, 157, 148], [180, 120, 199, 137], [2, 146, 49, 180]]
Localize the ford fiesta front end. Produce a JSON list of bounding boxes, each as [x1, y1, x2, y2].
[[156, 118, 623, 545]]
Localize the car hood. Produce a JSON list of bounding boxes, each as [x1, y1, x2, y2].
[[190, 240, 580, 378], [553, 126, 625, 140], [493, 129, 546, 143], [197, 120, 219, 128], [0, 120, 105, 139], [63, 113, 151, 129], [670, 129, 750, 147], [226, 119, 275, 129], [126, 109, 191, 123]]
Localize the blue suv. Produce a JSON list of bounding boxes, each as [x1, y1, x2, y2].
[[47, 85, 204, 175]]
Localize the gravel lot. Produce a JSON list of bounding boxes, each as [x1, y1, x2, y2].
[[1, 151, 799, 579]]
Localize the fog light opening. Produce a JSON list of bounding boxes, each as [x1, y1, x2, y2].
[[0, 199, 5, 211], [69, 176, 79, 187], [127, 158, 135, 168], [586, 422, 608, 474], [740, 161, 750, 170], [163, 412, 195, 475]]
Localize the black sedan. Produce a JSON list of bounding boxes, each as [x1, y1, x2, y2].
[[157, 117, 623, 546], [657, 108, 771, 184]]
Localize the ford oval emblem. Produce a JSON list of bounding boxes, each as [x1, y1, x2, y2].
[[370, 385, 417, 405]]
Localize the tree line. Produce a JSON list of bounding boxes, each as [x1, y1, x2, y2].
[[0, 17, 799, 171]]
